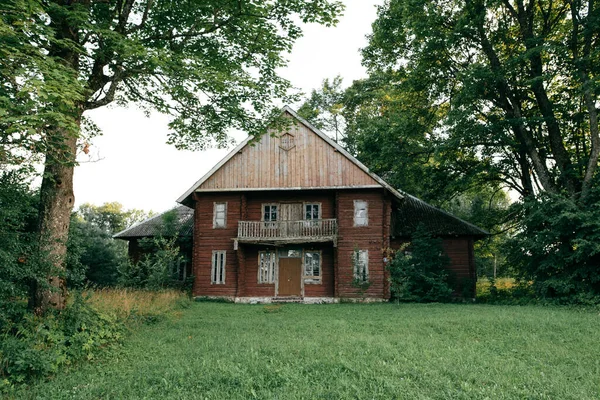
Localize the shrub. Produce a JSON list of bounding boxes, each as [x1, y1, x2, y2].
[[505, 192, 600, 304], [118, 237, 185, 290], [387, 225, 453, 302], [0, 292, 123, 390]]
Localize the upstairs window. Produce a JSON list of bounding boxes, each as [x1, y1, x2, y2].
[[258, 251, 276, 284], [354, 200, 368, 226], [353, 250, 369, 283], [213, 202, 227, 228], [304, 251, 322, 284], [304, 203, 321, 220], [211, 251, 226, 284], [263, 204, 278, 222]]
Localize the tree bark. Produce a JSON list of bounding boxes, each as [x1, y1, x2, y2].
[[32, 122, 80, 314]]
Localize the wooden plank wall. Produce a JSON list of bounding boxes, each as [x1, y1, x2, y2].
[[245, 191, 335, 221], [192, 193, 240, 297], [336, 189, 388, 299], [199, 113, 379, 190]]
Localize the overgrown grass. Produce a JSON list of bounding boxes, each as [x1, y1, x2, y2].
[[86, 288, 190, 323], [14, 303, 600, 399]]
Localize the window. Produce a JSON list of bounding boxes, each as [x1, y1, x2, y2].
[[213, 202, 227, 228], [258, 251, 276, 284], [354, 200, 368, 226], [263, 204, 278, 222], [304, 203, 321, 220], [353, 250, 369, 282], [211, 251, 226, 284], [304, 251, 321, 284]]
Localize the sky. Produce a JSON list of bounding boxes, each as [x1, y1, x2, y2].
[[74, 1, 384, 213]]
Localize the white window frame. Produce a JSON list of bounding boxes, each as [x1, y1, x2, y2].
[[211, 250, 226, 284], [353, 249, 369, 282], [354, 200, 368, 227], [303, 250, 322, 284], [258, 251, 277, 284], [213, 202, 227, 228], [304, 203, 322, 220], [262, 203, 279, 222]]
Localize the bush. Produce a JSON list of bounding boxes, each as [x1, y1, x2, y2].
[[0, 292, 123, 390], [118, 237, 186, 290], [505, 192, 600, 304], [387, 225, 454, 302]]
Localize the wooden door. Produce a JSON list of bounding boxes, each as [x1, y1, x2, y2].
[[280, 203, 302, 220], [280, 203, 302, 237], [278, 258, 302, 297]]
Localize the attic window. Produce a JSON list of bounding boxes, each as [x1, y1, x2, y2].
[[279, 133, 295, 151]]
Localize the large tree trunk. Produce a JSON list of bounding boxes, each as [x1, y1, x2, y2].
[[31, 123, 80, 314]]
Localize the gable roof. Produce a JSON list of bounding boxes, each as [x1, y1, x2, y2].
[[177, 106, 404, 205], [113, 205, 194, 240]]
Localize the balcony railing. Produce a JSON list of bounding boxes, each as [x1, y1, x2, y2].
[[237, 219, 338, 243]]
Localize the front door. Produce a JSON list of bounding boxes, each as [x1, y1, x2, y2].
[[278, 257, 302, 297]]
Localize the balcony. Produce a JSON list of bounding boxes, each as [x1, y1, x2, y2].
[[236, 219, 338, 246]]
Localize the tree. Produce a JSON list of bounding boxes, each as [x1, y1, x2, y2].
[[67, 202, 150, 287], [362, 0, 600, 299], [1, 0, 343, 312], [363, 0, 599, 201], [297, 75, 346, 141]]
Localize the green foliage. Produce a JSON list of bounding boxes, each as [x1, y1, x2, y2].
[[118, 237, 184, 290], [297, 75, 346, 141], [505, 192, 600, 304], [0, 292, 122, 389], [1, 0, 345, 165], [66, 202, 152, 287], [388, 225, 454, 302], [362, 0, 600, 201], [0, 170, 52, 315]]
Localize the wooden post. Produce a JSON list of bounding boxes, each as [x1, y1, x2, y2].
[[236, 193, 247, 298]]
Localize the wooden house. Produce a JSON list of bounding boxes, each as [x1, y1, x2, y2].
[[176, 107, 487, 303]]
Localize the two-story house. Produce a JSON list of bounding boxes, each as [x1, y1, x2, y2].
[[171, 107, 487, 302]]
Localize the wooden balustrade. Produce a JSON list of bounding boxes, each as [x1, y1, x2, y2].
[[237, 219, 337, 242]]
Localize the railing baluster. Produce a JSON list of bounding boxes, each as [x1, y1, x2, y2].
[[237, 219, 337, 241]]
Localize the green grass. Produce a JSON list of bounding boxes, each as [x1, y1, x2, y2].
[[15, 303, 600, 399]]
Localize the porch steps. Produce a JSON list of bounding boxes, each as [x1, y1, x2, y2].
[[272, 297, 303, 303]]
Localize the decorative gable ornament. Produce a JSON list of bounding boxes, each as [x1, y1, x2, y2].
[[279, 133, 295, 151]]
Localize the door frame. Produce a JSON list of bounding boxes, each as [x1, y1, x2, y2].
[[275, 248, 304, 297]]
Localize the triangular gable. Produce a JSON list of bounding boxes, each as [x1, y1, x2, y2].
[[177, 106, 404, 204]]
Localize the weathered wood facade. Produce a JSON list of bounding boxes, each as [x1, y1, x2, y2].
[[176, 107, 487, 302]]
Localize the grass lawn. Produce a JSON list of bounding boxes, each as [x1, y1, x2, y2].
[[16, 303, 600, 399]]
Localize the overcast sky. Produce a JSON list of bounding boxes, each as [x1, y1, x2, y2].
[[74, 0, 384, 213]]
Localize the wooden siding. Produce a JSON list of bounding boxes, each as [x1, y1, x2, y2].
[[192, 193, 240, 297], [335, 190, 389, 299], [198, 114, 380, 190]]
